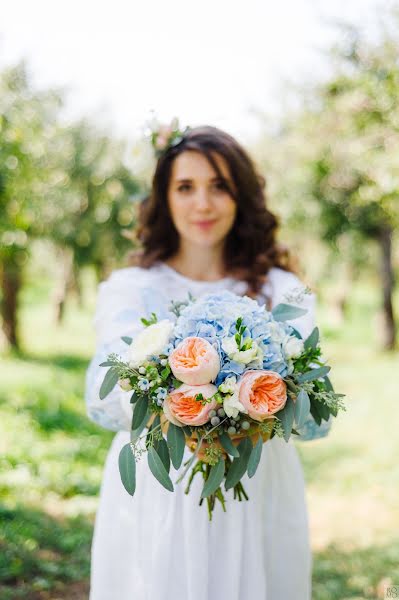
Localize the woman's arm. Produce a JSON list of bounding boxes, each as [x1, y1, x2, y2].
[[84, 269, 145, 432]]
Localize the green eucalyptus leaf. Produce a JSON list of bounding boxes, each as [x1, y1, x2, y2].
[[118, 444, 136, 496], [247, 435, 263, 478], [201, 458, 226, 498], [324, 375, 334, 392], [310, 402, 322, 426], [297, 366, 331, 383], [225, 437, 253, 490], [99, 367, 119, 400], [272, 303, 308, 322], [121, 336, 133, 345], [167, 423, 186, 470], [219, 432, 239, 457], [304, 327, 319, 350], [130, 391, 139, 404], [130, 406, 151, 442], [147, 447, 174, 491], [278, 397, 295, 442], [154, 437, 170, 473], [131, 395, 149, 430], [294, 389, 311, 429]]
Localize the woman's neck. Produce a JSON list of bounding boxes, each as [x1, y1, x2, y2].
[[165, 244, 227, 282]]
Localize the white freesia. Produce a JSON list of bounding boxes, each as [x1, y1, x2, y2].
[[223, 388, 247, 419], [127, 319, 174, 368], [218, 375, 237, 394], [267, 321, 286, 343], [222, 337, 262, 365], [283, 335, 304, 359]]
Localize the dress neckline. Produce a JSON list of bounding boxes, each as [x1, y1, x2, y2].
[[155, 261, 235, 286]]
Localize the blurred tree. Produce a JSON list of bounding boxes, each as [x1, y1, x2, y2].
[[0, 62, 62, 348], [0, 61, 141, 348], [42, 120, 140, 322], [253, 18, 398, 349], [305, 25, 399, 349]]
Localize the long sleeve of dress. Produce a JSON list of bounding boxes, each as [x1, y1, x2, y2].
[[270, 269, 333, 442], [84, 268, 147, 432]]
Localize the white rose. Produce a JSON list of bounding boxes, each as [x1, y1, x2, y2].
[[223, 389, 247, 419], [283, 335, 304, 359], [127, 319, 174, 368]]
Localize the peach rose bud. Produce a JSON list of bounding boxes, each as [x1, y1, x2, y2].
[[238, 369, 287, 421], [163, 383, 218, 426], [168, 336, 220, 385]]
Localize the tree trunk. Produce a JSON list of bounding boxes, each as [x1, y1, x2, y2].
[[53, 248, 74, 324], [378, 226, 396, 350], [0, 258, 22, 350]]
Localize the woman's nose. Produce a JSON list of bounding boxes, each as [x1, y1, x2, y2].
[[194, 188, 212, 209]]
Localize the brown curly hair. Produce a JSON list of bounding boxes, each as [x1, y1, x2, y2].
[[128, 125, 297, 305]]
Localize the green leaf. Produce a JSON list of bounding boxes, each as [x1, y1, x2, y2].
[[99, 360, 115, 367], [167, 423, 186, 470], [225, 438, 253, 490], [201, 458, 226, 498], [161, 365, 171, 380], [278, 397, 295, 442], [247, 435, 263, 478], [297, 366, 331, 383], [131, 395, 149, 430], [219, 432, 239, 457], [272, 303, 308, 322], [130, 406, 151, 442], [118, 444, 136, 496], [147, 447, 174, 491], [99, 367, 119, 400], [154, 437, 170, 473], [324, 375, 334, 392], [121, 336, 133, 345], [315, 398, 330, 421], [304, 326, 319, 350], [130, 391, 139, 404], [310, 402, 322, 426], [294, 389, 311, 429]]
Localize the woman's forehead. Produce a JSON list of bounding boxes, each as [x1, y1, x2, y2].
[[171, 150, 231, 181]]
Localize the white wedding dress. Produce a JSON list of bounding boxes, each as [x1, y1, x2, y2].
[[84, 261, 332, 600]]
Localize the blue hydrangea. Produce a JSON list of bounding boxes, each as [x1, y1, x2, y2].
[[170, 290, 295, 385]]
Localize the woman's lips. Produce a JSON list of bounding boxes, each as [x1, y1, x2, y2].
[[193, 219, 217, 230]]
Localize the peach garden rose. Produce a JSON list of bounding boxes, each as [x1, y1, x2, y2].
[[168, 336, 220, 386], [238, 369, 287, 421], [163, 383, 218, 427]]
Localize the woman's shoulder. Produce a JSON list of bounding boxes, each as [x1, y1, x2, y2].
[[99, 265, 155, 289]]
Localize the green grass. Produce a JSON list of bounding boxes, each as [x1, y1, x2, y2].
[[0, 272, 398, 599]]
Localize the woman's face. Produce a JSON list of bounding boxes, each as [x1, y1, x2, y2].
[[167, 150, 237, 250]]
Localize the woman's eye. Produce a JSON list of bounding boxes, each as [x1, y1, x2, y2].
[[214, 181, 227, 191], [178, 184, 191, 192]]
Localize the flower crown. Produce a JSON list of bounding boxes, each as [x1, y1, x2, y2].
[[146, 115, 191, 159]]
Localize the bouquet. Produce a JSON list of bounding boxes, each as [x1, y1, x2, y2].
[[99, 290, 345, 519]]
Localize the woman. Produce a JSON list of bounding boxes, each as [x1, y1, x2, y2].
[[85, 124, 330, 600]]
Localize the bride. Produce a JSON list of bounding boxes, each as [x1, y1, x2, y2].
[[85, 122, 331, 600]]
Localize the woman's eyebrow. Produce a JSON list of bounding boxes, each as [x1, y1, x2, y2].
[[175, 176, 229, 183]]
